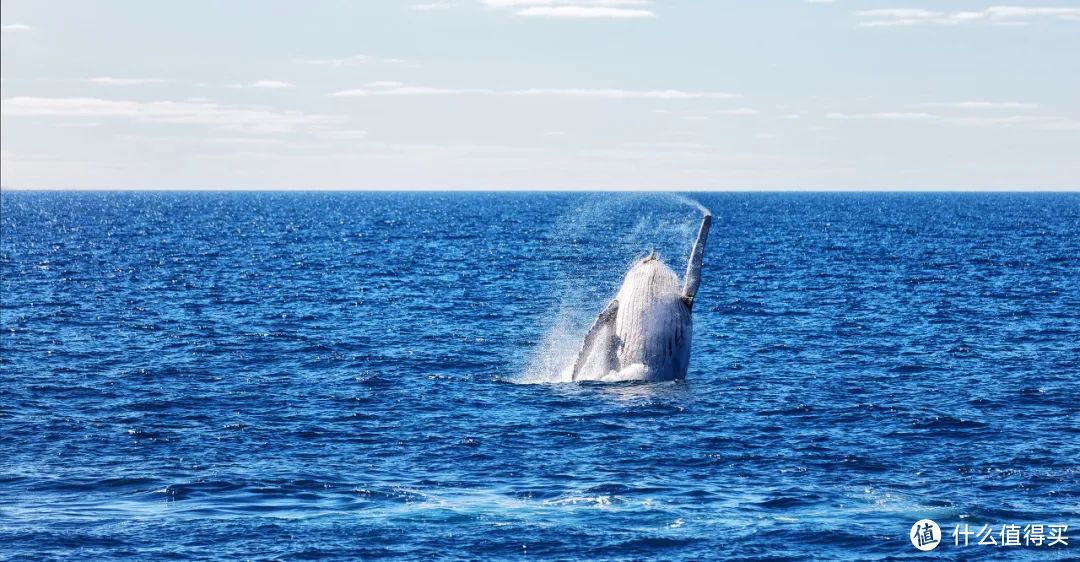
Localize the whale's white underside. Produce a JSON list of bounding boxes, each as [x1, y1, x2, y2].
[[573, 260, 690, 382]]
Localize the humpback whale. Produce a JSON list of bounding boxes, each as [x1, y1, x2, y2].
[[571, 212, 712, 382]]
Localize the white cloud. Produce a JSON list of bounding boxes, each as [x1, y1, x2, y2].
[[946, 115, 1079, 129], [228, 80, 296, 89], [856, 6, 1080, 27], [1, 97, 344, 134], [413, 1, 457, 9], [295, 54, 407, 66], [517, 6, 654, 18], [508, 88, 736, 99], [918, 101, 1038, 110], [365, 81, 406, 88], [714, 107, 760, 115], [483, 0, 650, 6], [203, 137, 291, 146], [482, 0, 655, 19], [828, 112, 934, 120], [332, 86, 490, 96], [985, 6, 1080, 19], [87, 77, 168, 86], [623, 141, 715, 150], [827, 110, 1079, 130], [331, 84, 739, 99], [1, 23, 33, 32], [249, 80, 295, 89]]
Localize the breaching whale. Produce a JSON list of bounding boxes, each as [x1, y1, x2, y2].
[[570, 212, 712, 382]]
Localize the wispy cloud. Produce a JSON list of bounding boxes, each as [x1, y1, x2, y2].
[[945, 115, 1080, 129], [714, 107, 760, 115], [295, 54, 408, 66], [331, 83, 739, 99], [1, 97, 344, 134], [661, 107, 760, 119], [982, 6, 1080, 20], [1, 23, 32, 32], [828, 111, 934, 121], [516, 6, 654, 18], [509, 88, 736, 99], [228, 80, 296, 89], [856, 6, 1080, 27], [483, 0, 655, 19], [413, 1, 457, 10], [827, 110, 1079, 130], [333, 86, 489, 96], [917, 101, 1038, 110], [203, 137, 292, 146], [87, 77, 168, 86]]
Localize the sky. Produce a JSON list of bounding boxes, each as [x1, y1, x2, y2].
[[1, 0, 1079, 190]]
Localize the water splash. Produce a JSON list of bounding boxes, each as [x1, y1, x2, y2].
[[672, 193, 713, 217], [518, 306, 578, 384]]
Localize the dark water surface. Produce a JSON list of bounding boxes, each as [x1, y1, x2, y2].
[[1, 192, 1077, 560]]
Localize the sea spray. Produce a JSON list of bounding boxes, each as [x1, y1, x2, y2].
[[672, 193, 713, 217], [518, 305, 580, 384], [517, 196, 623, 385]]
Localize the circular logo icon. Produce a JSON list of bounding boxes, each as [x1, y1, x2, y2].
[[910, 519, 942, 551]]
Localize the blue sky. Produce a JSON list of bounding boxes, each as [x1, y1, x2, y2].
[[1, 0, 1078, 189]]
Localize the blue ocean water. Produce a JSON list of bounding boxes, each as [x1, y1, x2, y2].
[[1, 192, 1077, 561]]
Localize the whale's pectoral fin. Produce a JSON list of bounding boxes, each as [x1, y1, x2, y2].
[[681, 213, 712, 309], [571, 299, 619, 381]]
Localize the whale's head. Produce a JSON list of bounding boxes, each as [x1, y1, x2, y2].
[[618, 253, 682, 303]]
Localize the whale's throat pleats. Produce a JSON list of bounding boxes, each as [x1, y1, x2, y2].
[[614, 261, 689, 373], [572, 259, 692, 382]]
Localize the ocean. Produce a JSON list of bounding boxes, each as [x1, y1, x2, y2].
[[1, 192, 1077, 560]]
